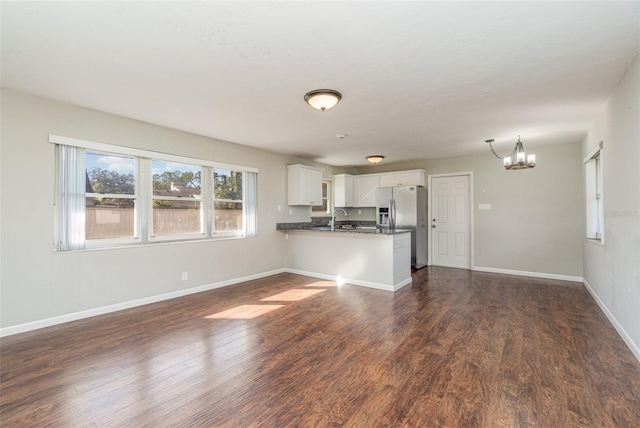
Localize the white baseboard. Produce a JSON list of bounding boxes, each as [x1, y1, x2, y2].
[[284, 268, 412, 292], [582, 278, 640, 363], [0, 268, 286, 338], [472, 266, 583, 283]]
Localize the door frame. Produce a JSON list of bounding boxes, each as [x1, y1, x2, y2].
[[427, 171, 474, 269]]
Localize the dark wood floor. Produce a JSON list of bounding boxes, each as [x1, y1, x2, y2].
[[2, 268, 640, 427]]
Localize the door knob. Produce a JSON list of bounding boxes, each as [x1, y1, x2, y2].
[[432, 225, 436, 228]]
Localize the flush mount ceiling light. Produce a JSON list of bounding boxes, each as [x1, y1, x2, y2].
[[486, 136, 536, 170], [366, 155, 385, 164], [304, 89, 342, 111]]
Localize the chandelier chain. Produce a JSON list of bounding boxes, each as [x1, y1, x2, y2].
[[486, 135, 519, 160]]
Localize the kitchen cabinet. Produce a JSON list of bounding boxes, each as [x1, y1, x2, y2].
[[283, 229, 411, 292], [354, 174, 380, 207], [288, 164, 323, 206], [333, 174, 354, 207], [379, 169, 426, 187]]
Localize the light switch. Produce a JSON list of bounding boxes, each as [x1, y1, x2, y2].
[[479, 203, 491, 210]]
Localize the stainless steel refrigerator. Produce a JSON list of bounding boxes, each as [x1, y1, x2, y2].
[[376, 186, 428, 269]]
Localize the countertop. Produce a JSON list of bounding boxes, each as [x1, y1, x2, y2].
[[280, 226, 410, 236]]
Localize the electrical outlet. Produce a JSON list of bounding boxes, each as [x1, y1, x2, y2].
[[181, 271, 188, 281], [289, 208, 293, 215]]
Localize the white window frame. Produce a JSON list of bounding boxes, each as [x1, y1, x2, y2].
[[584, 141, 604, 244], [50, 134, 258, 251], [84, 149, 140, 249], [149, 159, 206, 242], [311, 179, 332, 216], [213, 168, 246, 238]]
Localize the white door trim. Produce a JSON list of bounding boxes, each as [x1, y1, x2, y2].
[[427, 172, 474, 269]]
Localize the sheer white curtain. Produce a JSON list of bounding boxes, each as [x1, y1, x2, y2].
[[54, 144, 86, 251], [243, 172, 258, 237]]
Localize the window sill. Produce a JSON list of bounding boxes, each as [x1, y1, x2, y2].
[[54, 234, 252, 254], [586, 238, 604, 247]]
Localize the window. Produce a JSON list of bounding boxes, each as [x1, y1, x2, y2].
[[85, 151, 136, 240], [52, 135, 258, 251], [311, 180, 332, 214], [152, 160, 203, 237], [213, 169, 244, 235], [585, 141, 603, 243]]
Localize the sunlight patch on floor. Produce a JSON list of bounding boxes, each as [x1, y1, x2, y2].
[[205, 304, 285, 319], [304, 280, 338, 288], [260, 288, 326, 302], [205, 283, 332, 320]]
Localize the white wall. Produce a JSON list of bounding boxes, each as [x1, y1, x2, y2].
[[357, 142, 584, 278], [581, 55, 640, 358], [0, 89, 333, 331]]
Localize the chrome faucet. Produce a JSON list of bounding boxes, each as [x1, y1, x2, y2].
[[330, 208, 348, 231]]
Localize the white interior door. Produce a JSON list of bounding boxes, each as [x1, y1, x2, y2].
[[431, 175, 470, 269]]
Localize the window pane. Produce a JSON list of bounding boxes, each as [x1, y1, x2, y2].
[[214, 169, 243, 200], [312, 199, 328, 213], [312, 181, 329, 213], [215, 201, 243, 232], [152, 160, 201, 197], [86, 197, 135, 239], [86, 151, 135, 195], [153, 200, 202, 236]]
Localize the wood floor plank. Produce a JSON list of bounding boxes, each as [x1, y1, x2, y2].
[[2, 269, 640, 427]]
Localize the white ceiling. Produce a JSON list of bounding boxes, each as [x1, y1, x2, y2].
[[2, 2, 638, 167]]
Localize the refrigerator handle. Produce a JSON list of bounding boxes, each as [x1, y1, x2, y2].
[[389, 198, 396, 230]]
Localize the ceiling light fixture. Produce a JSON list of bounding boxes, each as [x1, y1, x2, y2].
[[366, 155, 385, 164], [304, 89, 342, 111], [486, 136, 536, 170]]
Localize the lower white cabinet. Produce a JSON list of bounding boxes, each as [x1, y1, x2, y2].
[[288, 164, 323, 206], [283, 230, 412, 291]]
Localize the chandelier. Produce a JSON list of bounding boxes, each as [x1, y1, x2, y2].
[[486, 136, 535, 170]]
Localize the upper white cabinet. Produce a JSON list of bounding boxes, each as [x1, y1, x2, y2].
[[354, 174, 380, 207], [290, 167, 423, 207], [288, 164, 323, 206], [333, 174, 354, 207], [379, 169, 426, 187]]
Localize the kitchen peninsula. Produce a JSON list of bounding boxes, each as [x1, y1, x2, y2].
[[277, 225, 412, 292]]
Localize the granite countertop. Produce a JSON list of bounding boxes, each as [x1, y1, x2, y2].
[[297, 227, 410, 236], [276, 222, 410, 235]]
